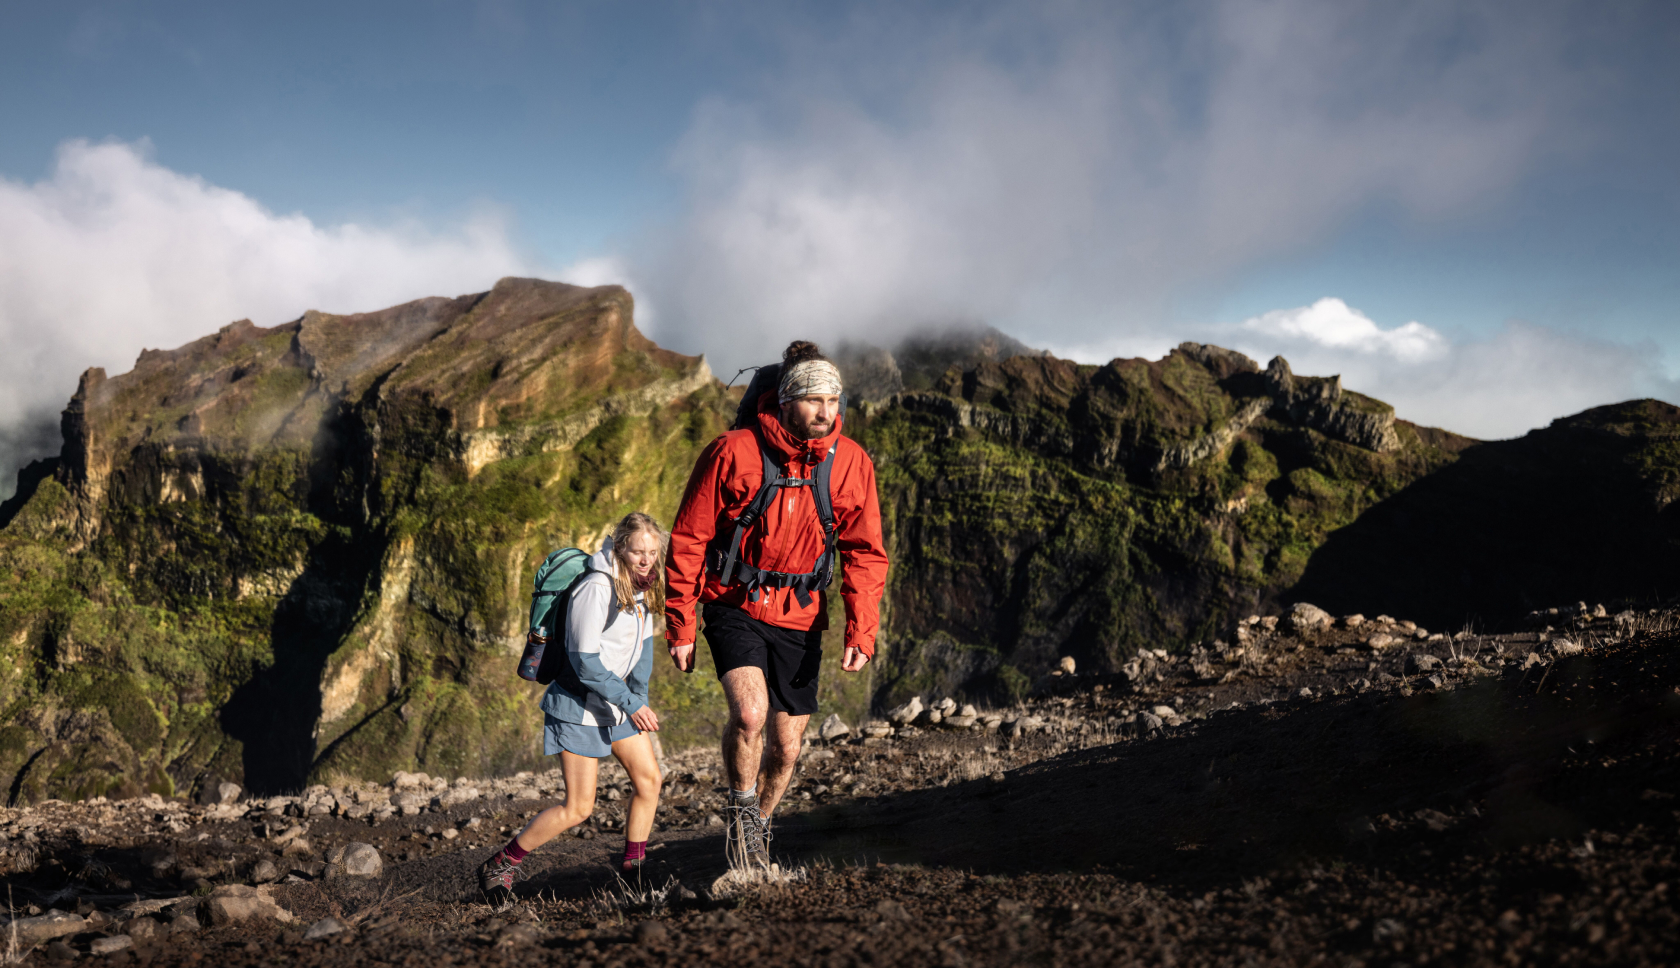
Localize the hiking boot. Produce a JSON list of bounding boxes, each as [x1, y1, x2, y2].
[[724, 798, 770, 871], [479, 849, 522, 897]]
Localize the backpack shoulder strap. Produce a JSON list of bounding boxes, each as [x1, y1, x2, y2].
[[718, 434, 785, 586], [811, 442, 837, 535]]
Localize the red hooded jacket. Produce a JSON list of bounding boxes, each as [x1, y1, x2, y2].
[[665, 395, 890, 656]]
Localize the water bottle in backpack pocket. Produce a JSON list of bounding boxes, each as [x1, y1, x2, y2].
[[518, 548, 599, 684]]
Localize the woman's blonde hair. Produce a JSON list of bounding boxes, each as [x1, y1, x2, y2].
[[610, 511, 667, 614]]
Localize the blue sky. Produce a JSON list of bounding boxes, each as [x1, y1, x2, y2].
[[1, 0, 1678, 480]]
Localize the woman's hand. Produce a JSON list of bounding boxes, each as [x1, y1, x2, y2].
[[842, 646, 870, 672], [668, 643, 695, 673], [630, 705, 661, 732]]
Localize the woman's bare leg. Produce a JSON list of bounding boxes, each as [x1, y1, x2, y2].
[[612, 732, 664, 843], [514, 751, 598, 850]]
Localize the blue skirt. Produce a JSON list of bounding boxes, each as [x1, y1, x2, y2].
[[544, 714, 640, 758]]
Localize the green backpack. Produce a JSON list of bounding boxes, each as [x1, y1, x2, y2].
[[517, 548, 609, 684]]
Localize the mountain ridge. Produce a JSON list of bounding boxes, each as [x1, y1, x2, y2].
[[2, 279, 1676, 804]]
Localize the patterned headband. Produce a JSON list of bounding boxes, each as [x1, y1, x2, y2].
[[777, 359, 844, 404]]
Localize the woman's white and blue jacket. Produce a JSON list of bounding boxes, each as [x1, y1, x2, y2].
[[539, 541, 654, 727]]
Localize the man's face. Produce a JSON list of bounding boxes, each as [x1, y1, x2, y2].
[[780, 394, 840, 440]]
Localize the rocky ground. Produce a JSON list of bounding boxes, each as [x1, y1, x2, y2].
[[3, 602, 1678, 966]]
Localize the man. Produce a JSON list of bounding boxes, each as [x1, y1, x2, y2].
[[665, 340, 889, 869]]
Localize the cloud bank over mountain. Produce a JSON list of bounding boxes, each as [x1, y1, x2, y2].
[[633, 0, 1673, 439], [1, 1, 1675, 487]]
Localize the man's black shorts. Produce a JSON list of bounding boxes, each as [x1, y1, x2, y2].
[[702, 603, 823, 716]]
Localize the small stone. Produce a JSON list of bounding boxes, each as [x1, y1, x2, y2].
[[1141, 713, 1164, 732], [959, 703, 978, 718], [860, 722, 894, 738], [90, 935, 134, 955], [442, 828, 459, 840], [874, 899, 910, 920], [169, 912, 200, 934], [204, 885, 293, 926], [819, 712, 852, 740], [1405, 653, 1443, 674], [1365, 633, 1397, 650], [886, 697, 923, 725], [496, 923, 542, 946], [1340, 614, 1366, 628], [304, 917, 346, 940], [217, 782, 242, 804], [942, 715, 977, 729], [1298, 687, 1313, 698], [1288, 603, 1334, 632], [924, 708, 943, 725], [339, 842, 383, 877], [125, 917, 161, 941], [1150, 705, 1177, 719], [632, 920, 668, 945], [1372, 918, 1406, 943], [1058, 656, 1077, 675], [45, 940, 77, 962], [705, 813, 724, 827], [251, 859, 279, 883], [6, 910, 88, 948]]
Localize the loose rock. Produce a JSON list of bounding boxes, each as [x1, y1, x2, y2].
[[337, 842, 383, 877], [1289, 602, 1334, 632], [305, 917, 346, 940], [90, 935, 134, 954], [886, 696, 924, 725], [819, 713, 852, 740], [204, 885, 294, 926], [632, 920, 668, 945]]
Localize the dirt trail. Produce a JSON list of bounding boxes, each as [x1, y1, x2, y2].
[[4, 606, 1678, 965]]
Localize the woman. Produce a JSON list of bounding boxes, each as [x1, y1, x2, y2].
[[479, 512, 668, 895]]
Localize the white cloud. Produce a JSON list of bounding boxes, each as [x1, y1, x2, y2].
[[1241, 298, 1448, 362], [1221, 301, 1674, 439], [639, 0, 1568, 377], [0, 139, 536, 494]]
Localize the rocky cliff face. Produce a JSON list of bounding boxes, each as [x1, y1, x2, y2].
[[0, 279, 738, 802], [5, 292, 1676, 805], [841, 339, 1678, 708]]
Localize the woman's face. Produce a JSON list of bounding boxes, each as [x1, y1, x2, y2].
[[621, 531, 660, 578]]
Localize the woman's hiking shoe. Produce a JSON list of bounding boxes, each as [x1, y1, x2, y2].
[[479, 849, 522, 897]]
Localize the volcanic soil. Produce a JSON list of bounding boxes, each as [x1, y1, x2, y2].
[[4, 605, 1679, 966]]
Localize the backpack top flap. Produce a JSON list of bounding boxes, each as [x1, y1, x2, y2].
[[529, 548, 592, 635], [733, 361, 850, 431], [733, 363, 780, 430]]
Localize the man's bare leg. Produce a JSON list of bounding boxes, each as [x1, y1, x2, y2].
[[755, 710, 810, 818], [720, 666, 770, 793]]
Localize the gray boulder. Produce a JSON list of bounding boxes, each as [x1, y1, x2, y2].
[[818, 713, 851, 741], [1289, 603, 1334, 632], [339, 842, 383, 877]]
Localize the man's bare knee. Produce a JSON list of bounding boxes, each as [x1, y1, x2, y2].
[[731, 704, 768, 736]]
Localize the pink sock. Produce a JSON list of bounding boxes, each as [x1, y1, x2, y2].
[[622, 840, 647, 868], [503, 837, 530, 862]]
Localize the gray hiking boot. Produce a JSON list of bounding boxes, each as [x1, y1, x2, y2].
[[724, 795, 770, 871]]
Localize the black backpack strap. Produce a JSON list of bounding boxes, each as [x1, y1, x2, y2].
[[718, 443, 784, 587]]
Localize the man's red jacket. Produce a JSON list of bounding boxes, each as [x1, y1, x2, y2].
[[665, 395, 890, 657]]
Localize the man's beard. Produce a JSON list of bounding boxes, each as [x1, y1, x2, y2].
[[796, 417, 833, 439]]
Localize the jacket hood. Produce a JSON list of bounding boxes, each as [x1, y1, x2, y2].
[[753, 390, 843, 463], [591, 540, 618, 576]]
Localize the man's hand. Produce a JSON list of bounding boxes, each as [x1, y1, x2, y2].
[[669, 643, 695, 673], [841, 646, 870, 672], [630, 705, 661, 732]]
